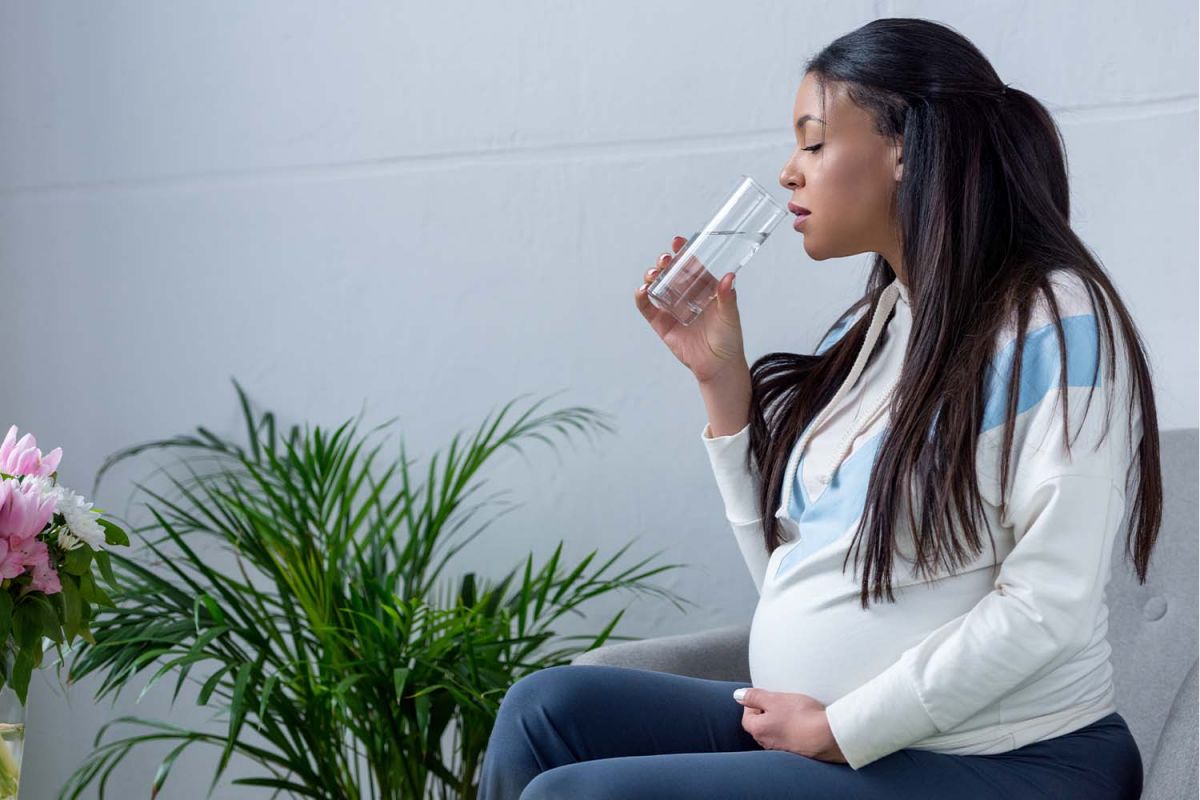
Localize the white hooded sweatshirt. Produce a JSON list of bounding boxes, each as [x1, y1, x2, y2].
[[700, 270, 1143, 770]]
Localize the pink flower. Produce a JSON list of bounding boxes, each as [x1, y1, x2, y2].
[[0, 479, 56, 542], [27, 540, 61, 595], [0, 534, 37, 581], [0, 538, 17, 579], [0, 425, 62, 478], [0, 479, 62, 594]]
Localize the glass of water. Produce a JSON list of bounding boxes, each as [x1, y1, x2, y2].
[[647, 175, 788, 326]]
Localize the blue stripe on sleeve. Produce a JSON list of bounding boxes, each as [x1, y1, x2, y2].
[[980, 314, 1102, 434]]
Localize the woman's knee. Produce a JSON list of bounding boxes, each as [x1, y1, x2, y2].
[[500, 665, 597, 720], [518, 763, 611, 800], [517, 766, 563, 800]]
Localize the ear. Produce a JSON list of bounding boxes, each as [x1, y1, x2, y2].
[[892, 136, 905, 182]]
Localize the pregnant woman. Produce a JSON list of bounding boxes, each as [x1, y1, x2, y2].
[[478, 16, 1158, 800]]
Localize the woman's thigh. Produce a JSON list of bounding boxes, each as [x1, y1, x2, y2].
[[482, 666, 1141, 800], [968, 712, 1143, 799], [478, 664, 758, 800], [516, 711, 1143, 800], [491, 664, 758, 760]]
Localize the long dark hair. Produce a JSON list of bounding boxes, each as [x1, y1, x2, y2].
[[748, 18, 1162, 609]]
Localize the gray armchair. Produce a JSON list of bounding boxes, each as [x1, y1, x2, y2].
[[573, 428, 1199, 800]]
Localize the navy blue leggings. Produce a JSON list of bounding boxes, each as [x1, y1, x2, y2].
[[477, 664, 1143, 800]]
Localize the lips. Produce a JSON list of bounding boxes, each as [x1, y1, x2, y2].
[[789, 202, 811, 230]]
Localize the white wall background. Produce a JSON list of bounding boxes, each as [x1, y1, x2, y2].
[[2, 1, 1196, 797]]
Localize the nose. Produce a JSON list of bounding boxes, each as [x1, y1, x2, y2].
[[779, 156, 802, 191]]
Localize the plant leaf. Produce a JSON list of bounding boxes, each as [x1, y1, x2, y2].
[[64, 546, 93, 576], [98, 518, 130, 547]]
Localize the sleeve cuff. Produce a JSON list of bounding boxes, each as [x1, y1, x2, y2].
[[823, 655, 940, 770], [699, 421, 762, 524]]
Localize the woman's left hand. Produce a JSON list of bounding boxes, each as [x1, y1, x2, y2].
[[735, 687, 849, 764]]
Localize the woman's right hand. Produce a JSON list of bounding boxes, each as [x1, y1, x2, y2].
[[634, 235, 748, 384]]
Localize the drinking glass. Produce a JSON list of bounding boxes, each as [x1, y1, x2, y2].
[[647, 175, 788, 325]]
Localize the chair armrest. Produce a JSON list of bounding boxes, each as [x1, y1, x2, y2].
[[570, 623, 752, 683], [1145, 658, 1198, 800]]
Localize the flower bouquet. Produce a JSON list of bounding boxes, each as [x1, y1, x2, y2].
[[0, 425, 129, 799]]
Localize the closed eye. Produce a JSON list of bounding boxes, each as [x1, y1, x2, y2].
[[802, 143, 824, 152]]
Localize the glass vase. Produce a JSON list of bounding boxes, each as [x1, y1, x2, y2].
[[0, 684, 24, 799]]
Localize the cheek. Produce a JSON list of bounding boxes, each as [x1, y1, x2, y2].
[[826, 154, 875, 203], [820, 155, 891, 229], [800, 158, 888, 259]]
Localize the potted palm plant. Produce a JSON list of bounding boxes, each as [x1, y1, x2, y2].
[[57, 381, 687, 799]]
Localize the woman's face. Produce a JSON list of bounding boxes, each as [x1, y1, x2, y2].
[[778, 73, 904, 262]]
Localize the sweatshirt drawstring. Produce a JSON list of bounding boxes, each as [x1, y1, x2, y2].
[[783, 278, 904, 495]]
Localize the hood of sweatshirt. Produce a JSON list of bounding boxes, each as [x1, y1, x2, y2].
[[774, 277, 909, 522]]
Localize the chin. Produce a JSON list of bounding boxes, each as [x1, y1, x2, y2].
[[804, 236, 862, 262], [801, 238, 829, 260]]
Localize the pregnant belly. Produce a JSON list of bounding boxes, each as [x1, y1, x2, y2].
[[747, 568, 993, 704]]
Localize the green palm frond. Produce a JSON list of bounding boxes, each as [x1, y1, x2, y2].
[[60, 379, 689, 799]]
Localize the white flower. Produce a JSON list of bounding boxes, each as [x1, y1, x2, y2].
[[12, 475, 87, 550], [56, 530, 81, 551], [20, 474, 57, 502], [53, 485, 106, 552]]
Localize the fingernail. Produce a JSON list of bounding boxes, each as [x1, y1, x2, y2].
[[732, 688, 747, 701]]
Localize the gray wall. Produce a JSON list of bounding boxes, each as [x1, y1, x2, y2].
[[1, 1, 1196, 797]]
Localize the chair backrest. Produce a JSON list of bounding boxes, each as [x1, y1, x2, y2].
[[1105, 427, 1198, 769]]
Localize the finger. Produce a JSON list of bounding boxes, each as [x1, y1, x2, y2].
[[643, 251, 672, 283], [671, 235, 687, 252], [741, 707, 761, 734], [714, 271, 737, 306], [634, 276, 679, 339], [733, 687, 767, 709]]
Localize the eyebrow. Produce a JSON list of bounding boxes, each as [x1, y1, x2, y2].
[[795, 114, 826, 130]]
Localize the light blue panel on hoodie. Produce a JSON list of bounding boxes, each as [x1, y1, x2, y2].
[[775, 426, 888, 578], [777, 312, 1100, 581], [980, 314, 1102, 434]]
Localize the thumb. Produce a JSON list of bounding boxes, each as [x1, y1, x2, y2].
[[733, 686, 767, 709], [715, 272, 739, 317]]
